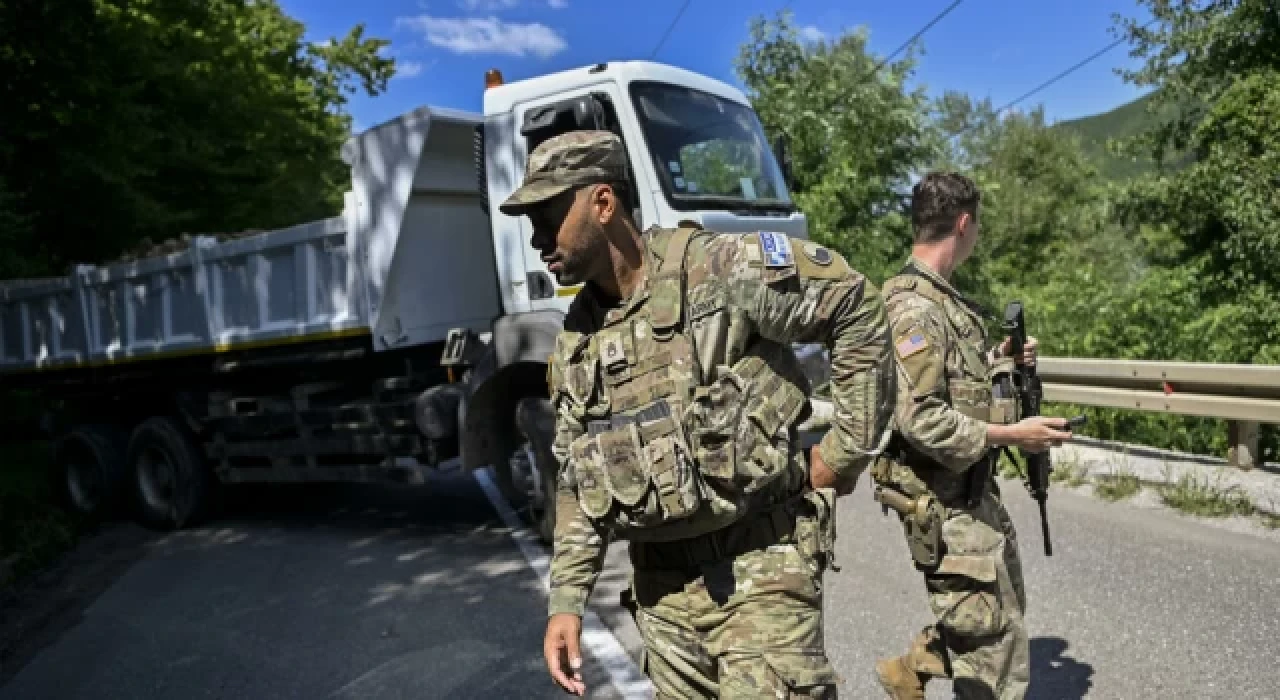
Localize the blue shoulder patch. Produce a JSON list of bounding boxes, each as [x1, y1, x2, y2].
[[758, 231, 794, 268]]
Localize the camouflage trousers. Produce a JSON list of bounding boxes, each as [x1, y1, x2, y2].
[[626, 502, 840, 698], [898, 488, 1029, 700]]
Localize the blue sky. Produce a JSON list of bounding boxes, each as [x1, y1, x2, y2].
[[282, 0, 1156, 133]]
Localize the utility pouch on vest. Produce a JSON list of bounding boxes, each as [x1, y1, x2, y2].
[[569, 413, 702, 529], [988, 356, 1020, 425], [947, 378, 992, 421]]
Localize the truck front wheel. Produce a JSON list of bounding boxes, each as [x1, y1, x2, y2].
[[127, 417, 214, 530]]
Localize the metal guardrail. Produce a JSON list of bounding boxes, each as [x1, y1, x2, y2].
[[1038, 358, 1280, 468]]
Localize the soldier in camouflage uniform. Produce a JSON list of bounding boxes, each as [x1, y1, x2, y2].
[[870, 172, 1072, 700], [498, 130, 896, 698]]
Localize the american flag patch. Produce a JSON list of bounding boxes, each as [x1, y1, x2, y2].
[[895, 331, 929, 358]]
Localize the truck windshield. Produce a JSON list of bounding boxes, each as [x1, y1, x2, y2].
[[630, 81, 794, 213]]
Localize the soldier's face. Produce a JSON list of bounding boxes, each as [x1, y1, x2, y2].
[[528, 188, 609, 286]]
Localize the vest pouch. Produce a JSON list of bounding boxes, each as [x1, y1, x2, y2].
[[569, 433, 614, 519], [734, 360, 808, 495], [947, 379, 992, 422], [599, 424, 648, 507], [988, 357, 1020, 425], [570, 415, 703, 530], [645, 433, 700, 521], [689, 370, 746, 483]]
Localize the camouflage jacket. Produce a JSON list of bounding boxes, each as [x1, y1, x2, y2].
[[545, 225, 895, 617], [878, 257, 1015, 502]]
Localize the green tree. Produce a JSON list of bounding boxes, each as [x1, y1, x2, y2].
[[928, 94, 1138, 306], [734, 12, 937, 283], [1113, 0, 1280, 363], [0, 0, 395, 274]]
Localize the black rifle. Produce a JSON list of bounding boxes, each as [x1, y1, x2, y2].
[[1004, 301, 1087, 557]]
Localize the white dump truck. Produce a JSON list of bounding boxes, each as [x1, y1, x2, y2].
[[0, 61, 819, 543]]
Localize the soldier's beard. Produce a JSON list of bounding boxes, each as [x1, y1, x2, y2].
[[551, 222, 609, 288]]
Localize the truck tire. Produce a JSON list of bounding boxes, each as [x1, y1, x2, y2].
[[514, 397, 558, 545], [127, 416, 214, 530], [52, 425, 128, 520]]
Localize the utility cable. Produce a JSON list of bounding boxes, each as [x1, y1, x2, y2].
[[651, 0, 693, 59], [954, 17, 1159, 135], [868, 0, 965, 77]]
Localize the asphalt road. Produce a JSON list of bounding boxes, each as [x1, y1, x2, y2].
[[3, 468, 1279, 700], [0, 473, 629, 700], [823, 476, 1280, 700]]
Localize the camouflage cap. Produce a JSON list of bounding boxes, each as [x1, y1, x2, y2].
[[499, 130, 629, 216]]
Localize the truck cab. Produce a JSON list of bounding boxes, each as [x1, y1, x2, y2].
[[480, 61, 807, 316]]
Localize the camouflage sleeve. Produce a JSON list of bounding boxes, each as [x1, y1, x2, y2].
[[706, 232, 895, 484], [545, 331, 609, 618], [887, 302, 988, 471]]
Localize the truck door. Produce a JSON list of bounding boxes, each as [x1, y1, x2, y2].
[[502, 84, 653, 314]]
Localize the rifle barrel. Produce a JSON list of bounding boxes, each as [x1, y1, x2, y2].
[[1039, 499, 1053, 557]]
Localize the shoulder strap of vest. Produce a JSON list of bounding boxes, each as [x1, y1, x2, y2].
[[647, 224, 700, 329], [884, 274, 948, 312]]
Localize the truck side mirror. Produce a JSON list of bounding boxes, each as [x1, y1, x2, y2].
[[772, 134, 795, 191]]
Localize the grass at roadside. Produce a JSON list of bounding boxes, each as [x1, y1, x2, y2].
[[0, 441, 81, 588], [1157, 471, 1255, 518], [1094, 469, 1142, 502], [1033, 448, 1280, 531], [1049, 454, 1089, 488]]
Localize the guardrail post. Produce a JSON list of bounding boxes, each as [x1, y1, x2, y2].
[[1227, 420, 1260, 470]]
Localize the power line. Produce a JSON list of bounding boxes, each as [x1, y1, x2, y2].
[[959, 17, 1158, 133], [869, 0, 965, 76], [651, 0, 693, 60]]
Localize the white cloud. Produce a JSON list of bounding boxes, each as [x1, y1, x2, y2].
[[395, 61, 426, 79], [459, 0, 520, 10], [396, 15, 568, 59], [799, 26, 827, 43], [548, 0, 568, 8]]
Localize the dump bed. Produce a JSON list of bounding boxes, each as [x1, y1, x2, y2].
[[0, 106, 501, 377]]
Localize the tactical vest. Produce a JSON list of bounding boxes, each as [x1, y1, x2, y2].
[[557, 227, 810, 542], [878, 270, 1020, 476]]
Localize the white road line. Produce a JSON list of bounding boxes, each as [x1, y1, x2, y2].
[[473, 468, 652, 699]]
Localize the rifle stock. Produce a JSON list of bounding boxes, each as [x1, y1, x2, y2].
[[1005, 301, 1054, 557]]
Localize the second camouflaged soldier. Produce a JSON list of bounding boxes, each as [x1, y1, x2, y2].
[[871, 173, 1072, 700], [499, 130, 896, 698]]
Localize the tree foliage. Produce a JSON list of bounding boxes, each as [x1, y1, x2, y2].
[[1113, 0, 1280, 364], [736, 3, 1278, 459], [0, 0, 395, 276], [734, 12, 937, 284]]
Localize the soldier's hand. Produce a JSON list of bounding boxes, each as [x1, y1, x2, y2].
[[808, 446, 851, 495], [544, 613, 585, 695], [1010, 416, 1071, 453], [997, 335, 1039, 367]]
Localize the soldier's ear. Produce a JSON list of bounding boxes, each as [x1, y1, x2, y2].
[[591, 183, 619, 225]]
